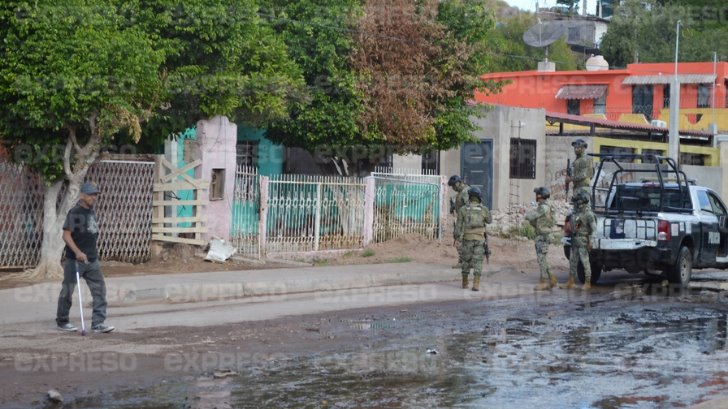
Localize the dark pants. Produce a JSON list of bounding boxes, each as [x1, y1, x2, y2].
[[56, 259, 107, 327]]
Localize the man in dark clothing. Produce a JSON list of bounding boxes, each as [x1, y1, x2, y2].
[[56, 182, 115, 333]]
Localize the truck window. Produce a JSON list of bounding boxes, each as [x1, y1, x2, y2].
[[708, 193, 727, 216], [697, 191, 712, 212]]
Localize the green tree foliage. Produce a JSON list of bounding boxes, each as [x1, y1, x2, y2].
[[259, 0, 364, 150], [600, 0, 728, 67], [141, 0, 304, 142], [0, 0, 166, 181], [0, 0, 305, 278], [557, 0, 579, 14]]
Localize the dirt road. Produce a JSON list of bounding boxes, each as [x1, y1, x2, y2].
[[3, 235, 728, 408]]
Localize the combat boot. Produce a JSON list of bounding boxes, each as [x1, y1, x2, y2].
[[549, 274, 558, 288], [461, 275, 469, 289], [472, 276, 480, 292], [581, 282, 592, 291], [560, 276, 576, 289], [535, 279, 551, 291]]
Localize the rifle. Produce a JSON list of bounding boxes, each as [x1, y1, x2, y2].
[[565, 158, 571, 198], [449, 197, 456, 215], [483, 232, 491, 263]]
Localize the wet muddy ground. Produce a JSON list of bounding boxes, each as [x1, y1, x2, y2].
[[32, 283, 728, 409]]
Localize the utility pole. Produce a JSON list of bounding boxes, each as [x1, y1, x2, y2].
[[668, 20, 681, 164]]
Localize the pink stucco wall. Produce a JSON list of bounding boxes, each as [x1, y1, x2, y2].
[[196, 116, 237, 241]]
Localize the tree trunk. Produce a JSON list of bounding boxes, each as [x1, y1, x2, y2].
[[4, 123, 102, 282], [15, 169, 87, 281]]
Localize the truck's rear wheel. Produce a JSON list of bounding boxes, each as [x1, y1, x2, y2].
[[666, 246, 692, 286], [577, 260, 602, 284]]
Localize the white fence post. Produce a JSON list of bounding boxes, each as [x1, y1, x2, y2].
[[439, 175, 448, 240], [363, 176, 375, 246], [314, 182, 322, 251], [259, 176, 269, 257]]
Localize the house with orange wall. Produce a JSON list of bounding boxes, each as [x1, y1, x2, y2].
[[475, 61, 728, 133]]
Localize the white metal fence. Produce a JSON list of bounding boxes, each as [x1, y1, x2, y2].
[[231, 169, 445, 258], [266, 174, 366, 253], [370, 170, 444, 243]]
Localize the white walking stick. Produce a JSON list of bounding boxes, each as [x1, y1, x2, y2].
[[75, 261, 87, 336]]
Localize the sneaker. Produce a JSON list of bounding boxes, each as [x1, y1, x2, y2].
[[92, 324, 115, 333], [57, 323, 78, 332]]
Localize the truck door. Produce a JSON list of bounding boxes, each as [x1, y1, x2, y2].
[[696, 190, 722, 265], [707, 191, 728, 259]]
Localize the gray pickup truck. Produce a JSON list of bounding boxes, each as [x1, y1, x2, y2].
[[563, 154, 728, 286]]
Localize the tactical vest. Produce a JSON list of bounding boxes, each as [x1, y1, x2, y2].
[[534, 202, 555, 234], [464, 204, 486, 233]]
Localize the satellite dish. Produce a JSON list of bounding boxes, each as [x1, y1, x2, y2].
[[523, 21, 565, 58]]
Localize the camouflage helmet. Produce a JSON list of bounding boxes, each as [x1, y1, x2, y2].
[[447, 175, 462, 187], [571, 138, 588, 149], [468, 187, 483, 203], [571, 190, 590, 205], [534, 186, 551, 199]]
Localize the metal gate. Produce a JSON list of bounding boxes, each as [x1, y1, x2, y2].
[[266, 175, 366, 253], [86, 160, 155, 262], [461, 139, 493, 210], [0, 159, 155, 268], [370, 170, 443, 243], [0, 161, 44, 268], [231, 165, 262, 259]]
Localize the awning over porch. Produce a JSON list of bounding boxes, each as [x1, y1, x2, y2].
[[555, 84, 608, 100]]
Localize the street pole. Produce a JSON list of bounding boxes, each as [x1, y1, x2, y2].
[[668, 20, 681, 164], [712, 51, 718, 134]]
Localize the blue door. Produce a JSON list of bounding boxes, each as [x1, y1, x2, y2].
[[460, 139, 493, 209]]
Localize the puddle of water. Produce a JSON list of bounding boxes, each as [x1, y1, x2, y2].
[[49, 296, 728, 409]]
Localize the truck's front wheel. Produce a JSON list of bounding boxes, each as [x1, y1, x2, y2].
[[667, 246, 692, 286]]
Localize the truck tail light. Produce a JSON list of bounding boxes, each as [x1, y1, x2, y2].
[[658, 220, 671, 241]]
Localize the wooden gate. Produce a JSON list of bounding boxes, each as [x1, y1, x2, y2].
[[152, 157, 209, 245]]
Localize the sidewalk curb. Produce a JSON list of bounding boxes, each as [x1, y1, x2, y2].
[[112, 264, 456, 304]]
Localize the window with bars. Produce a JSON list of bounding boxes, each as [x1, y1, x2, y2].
[[662, 84, 670, 109], [697, 84, 711, 108], [509, 138, 536, 179], [593, 95, 606, 114], [421, 150, 440, 174], [210, 168, 225, 200], [680, 152, 706, 166], [567, 99, 580, 115], [236, 141, 258, 167], [600, 145, 635, 162], [632, 85, 653, 121], [641, 148, 664, 163]]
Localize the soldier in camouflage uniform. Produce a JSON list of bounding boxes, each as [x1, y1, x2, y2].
[[566, 139, 594, 198], [525, 187, 558, 291], [448, 175, 470, 269], [454, 187, 491, 291], [567, 190, 597, 291]]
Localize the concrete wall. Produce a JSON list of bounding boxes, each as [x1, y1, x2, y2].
[[485, 106, 547, 210], [545, 136, 595, 201], [682, 165, 723, 194], [392, 154, 422, 172], [196, 116, 237, 241], [393, 106, 548, 210]]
